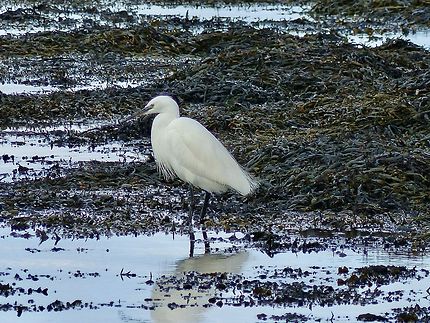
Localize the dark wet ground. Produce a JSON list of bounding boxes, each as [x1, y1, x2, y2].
[[0, 1, 430, 322]]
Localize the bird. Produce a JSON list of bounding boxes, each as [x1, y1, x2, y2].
[[137, 95, 257, 226]]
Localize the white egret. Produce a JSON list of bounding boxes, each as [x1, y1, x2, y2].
[[139, 95, 258, 225]]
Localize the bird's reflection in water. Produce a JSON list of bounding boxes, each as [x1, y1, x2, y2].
[[150, 250, 249, 323]]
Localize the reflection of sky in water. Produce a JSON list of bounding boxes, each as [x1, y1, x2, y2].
[[0, 81, 141, 95], [0, 83, 56, 94], [129, 3, 310, 21], [349, 29, 430, 49], [0, 228, 429, 322]]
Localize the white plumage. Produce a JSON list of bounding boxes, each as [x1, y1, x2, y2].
[[144, 95, 257, 196]]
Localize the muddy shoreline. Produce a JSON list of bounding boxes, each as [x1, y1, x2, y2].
[[1, 14, 429, 239], [0, 1, 430, 321]]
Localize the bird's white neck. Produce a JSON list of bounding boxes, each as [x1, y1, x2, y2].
[[153, 111, 178, 129], [151, 112, 178, 145], [150, 111, 179, 177]]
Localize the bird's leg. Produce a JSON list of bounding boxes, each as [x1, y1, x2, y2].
[[202, 226, 210, 254], [188, 184, 195, 226], [201, 191, 211, 254], [189, 230, 195, 257], [200, 191, 211, 224], [188, 185, 195, 257], [188, 185, 196, 257]]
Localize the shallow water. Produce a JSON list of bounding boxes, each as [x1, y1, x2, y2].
[[0, 2, 309, 24], [0, 83, 57, 94], [129, 3, 309, 22], [0, 125, 148, 182], [0, 227, 429, 322], [0, 81, 141, 95], [0, 2, 309, 35], [348, 28, 430, 49]]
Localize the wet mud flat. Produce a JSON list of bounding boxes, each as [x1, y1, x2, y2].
[[1, 0, 430, 322]]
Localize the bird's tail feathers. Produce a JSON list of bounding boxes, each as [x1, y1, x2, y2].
[[232, 167, 258, 196], [244, 171, 259, 196]]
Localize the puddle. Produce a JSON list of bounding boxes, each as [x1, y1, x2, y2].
[[0, 227, 429, 322], [0, 125, 148, 182], [0, 83, 57, 94], [0, 80, 141, 95], [348, 28, 430, 49], [129, 3, 310, 22]]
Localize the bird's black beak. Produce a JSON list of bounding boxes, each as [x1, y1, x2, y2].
[[123, 103, 154, 123], [142, 103, 155, 115]]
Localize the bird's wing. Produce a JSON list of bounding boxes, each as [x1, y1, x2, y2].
[[165, 117, 249, 192]]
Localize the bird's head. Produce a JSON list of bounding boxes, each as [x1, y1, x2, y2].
[[124, 95, 180, 123], [143, 95, 180, 116]]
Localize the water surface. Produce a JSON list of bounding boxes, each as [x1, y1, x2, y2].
[[0, 227, 428, 322]]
